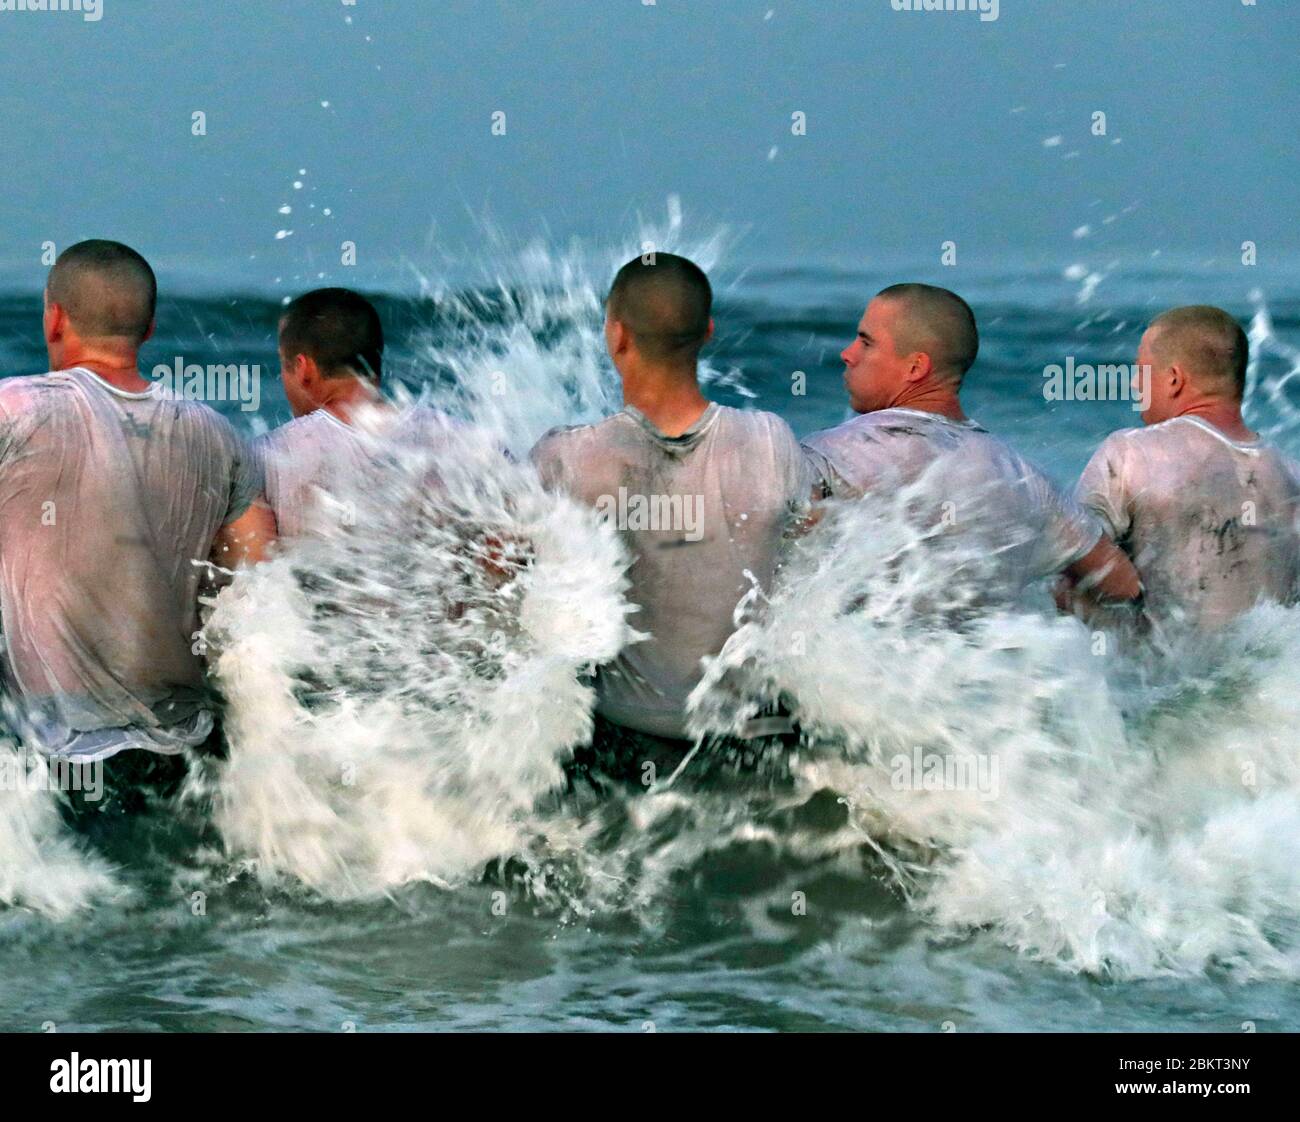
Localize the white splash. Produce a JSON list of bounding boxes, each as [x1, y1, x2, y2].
[[687, 485, 1300, 980], [0, 738, 126, 919], [199, 435, 636, 900]]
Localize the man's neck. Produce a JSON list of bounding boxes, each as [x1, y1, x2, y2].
[[57, 354, 149, 393], [320, 380, 387, 426], [1167, 398, 1255, 442], [622, 363, 710, 437], [888, 380, 968, 423]]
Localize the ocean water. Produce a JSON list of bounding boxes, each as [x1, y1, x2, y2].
[[2, 229, 1300, 1032]]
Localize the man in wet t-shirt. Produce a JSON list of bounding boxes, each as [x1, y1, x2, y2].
[[802, 283, 1140, 614], [0, 240, 275, 811], [254, 288, 463, 545], [531, 254, 814, 772], [1075, 305, 1300, 634]]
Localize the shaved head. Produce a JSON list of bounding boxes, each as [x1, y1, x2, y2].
[[1147, 305, 1248, 399], [875, 283, 979, 382], [607, 253, 712, 363], [279, 287, 384, 381], [46, 239, 156, 345]]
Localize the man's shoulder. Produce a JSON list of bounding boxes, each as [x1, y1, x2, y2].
[[400, 403, 463, 441], [531, 412, 628, 456], [254, 411, 331, 455], [715, 404, 798, 443], [1091, 420, 1211, 467], [0, 370, 63, 389], [803, 409, 960, 455], [802, 412, 872, 452], [1104, 421, 1162, 448], [0, 370, 75, 411], [535, 405, 798, 461], [161, 395, 246, 449]]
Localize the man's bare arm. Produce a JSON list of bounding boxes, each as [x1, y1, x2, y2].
[[211, 498, 278, 569], [783, 483, 831, 541], [1060, 535, 1141, 608]]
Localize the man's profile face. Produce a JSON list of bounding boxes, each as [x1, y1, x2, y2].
[[841, 298, 910, 413]]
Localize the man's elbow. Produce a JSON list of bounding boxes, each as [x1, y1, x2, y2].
[[214, 500, 279, 568], [1067, 538, 1141, 604]]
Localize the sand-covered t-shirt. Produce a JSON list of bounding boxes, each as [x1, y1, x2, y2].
[[531, 403, 813, 740], [0, 367, 260, 760], [1076, 416, 1300, 631]]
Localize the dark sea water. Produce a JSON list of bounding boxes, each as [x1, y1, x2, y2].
[[2, 256, 1299, 1032]]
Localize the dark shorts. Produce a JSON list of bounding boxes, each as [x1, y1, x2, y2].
[[56, 720, 226, 827], [567, 709, 800, 793], [57, 749, 187, 825]]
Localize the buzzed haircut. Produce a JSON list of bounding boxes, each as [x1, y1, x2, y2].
[[607, 253, 712, 363], [279, 288, 384, 381], [1147, 305, 1249, 399], [875, 283, 979, 382], [46, 239, 157, 345]]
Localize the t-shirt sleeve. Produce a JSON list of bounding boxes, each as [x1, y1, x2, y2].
[[1074, 434, 1132, 542], [529, 428, 575, 493], [800, 429, 876, 501], [1282, 456, 1300, 531], [223, 428, 265, 526], [800, 442, 840, 501], [0, 394, 16, 467], [769, 420, 816, 515], [1027, 462, 1103, 576], [248, 431, 279, 518]]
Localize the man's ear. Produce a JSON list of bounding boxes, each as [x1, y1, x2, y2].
[[907, 351, 934, 382], [607, 317, 631, 356], [703, 317, 715, 345], [299, 353, 327, 395], [141, 318, 156, 345], [1167, 363, 1186, 398], [44, 298, 66, 344]]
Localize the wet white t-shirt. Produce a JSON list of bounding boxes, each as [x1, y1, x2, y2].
[[802, 407, 1102, 606], [0, 367, 261, 760], [1076, 416, 1300, 631], [531, 403, 814, 740], [253, 404, 460, 542]]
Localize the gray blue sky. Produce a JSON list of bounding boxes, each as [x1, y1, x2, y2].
[[0, 0, 1295, 291]]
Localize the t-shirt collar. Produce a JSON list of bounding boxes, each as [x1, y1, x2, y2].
[[623, 401, 720, 446], [878, 406, 985, 432], [1169, 415, 1261, 454], [66, 365, 156, 400]]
